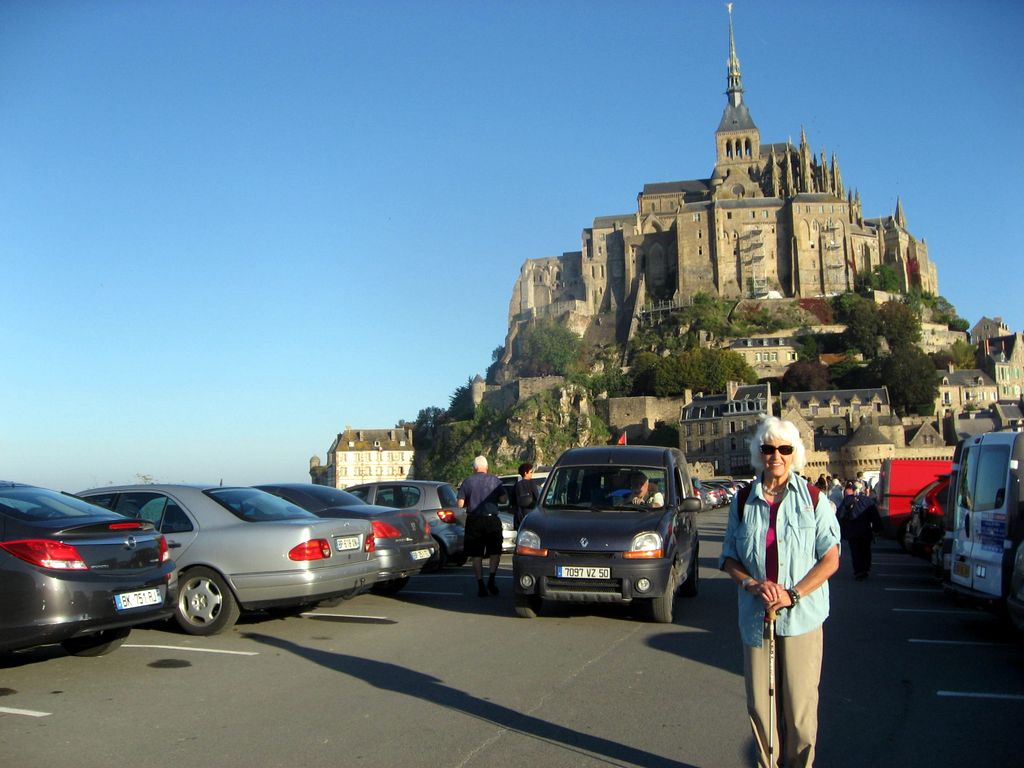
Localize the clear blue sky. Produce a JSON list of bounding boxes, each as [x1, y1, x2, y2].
[[2, 1, 1021, 491]]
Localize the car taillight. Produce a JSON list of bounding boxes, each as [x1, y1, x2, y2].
[[157, 535, 170, 563], [436, 509, 456, 523], [0, 539, 89, 570], [424, 522, 431, 535], [364, 532, 376, 553], [288, 539, 332, 561], [372, 520, 402, 538]]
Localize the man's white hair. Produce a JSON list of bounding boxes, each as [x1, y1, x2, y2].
[[473, 455, 488, 471]]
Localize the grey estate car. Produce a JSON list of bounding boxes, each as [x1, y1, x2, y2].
[[255, 483, 437, 594], [77, 484, 378, 635], [345, 480, 467, 570]]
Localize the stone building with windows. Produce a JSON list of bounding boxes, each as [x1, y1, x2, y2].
[[971, 316, 1010, 345], [505, 7, 938, 352], [726, 335, 800, 379], [978, 333, 1024, 400], [678, 382, 771, 476], [936, 367, 997, 415], [310, 427, 414, 489]]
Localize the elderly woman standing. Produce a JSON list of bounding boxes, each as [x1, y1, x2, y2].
[[720, 417, 840, 768]]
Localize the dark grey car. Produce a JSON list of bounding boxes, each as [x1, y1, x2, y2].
[[346, 480, 466, 570], [513, 446, 702, 623], [255, 483, 437, 594], [1, 481, 177, 656]]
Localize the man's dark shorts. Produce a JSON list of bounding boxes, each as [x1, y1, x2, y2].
[[465, 514, 503, 557]]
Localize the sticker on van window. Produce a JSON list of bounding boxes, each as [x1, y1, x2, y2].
[[979, 519, 1007, 553]]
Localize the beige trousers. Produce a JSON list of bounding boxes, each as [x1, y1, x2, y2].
[[743, 625, 823, 768]]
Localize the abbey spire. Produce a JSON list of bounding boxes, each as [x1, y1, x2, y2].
[[726, 2, 744, 107], [714, 4, 760, 194]]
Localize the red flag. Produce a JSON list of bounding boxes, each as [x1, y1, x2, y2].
[[617, 431, 627, 445]]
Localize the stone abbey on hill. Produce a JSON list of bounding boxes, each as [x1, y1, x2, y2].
[[507, 9, 939, 346]]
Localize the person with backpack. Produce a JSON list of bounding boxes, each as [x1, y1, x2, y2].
[[720, 416, 841, 768], [513, 462, 540, 529], [836, 481, 882, 580]]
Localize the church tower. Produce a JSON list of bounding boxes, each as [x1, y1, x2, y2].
[[712, 4, 761, 200]]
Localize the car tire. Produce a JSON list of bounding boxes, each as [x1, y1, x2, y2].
[[60, 627, 131, 657], [422, 539, 448, 572], [371, 576, 410, 595], [680, 550, 699, 598], [176, 566, 241, 636], [897, 521, 910, 552], [514, 593, 542, 619], [646, 589, 676, 623], [646, 563, 678, 623]]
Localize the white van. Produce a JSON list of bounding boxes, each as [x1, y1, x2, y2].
[[948, 430, 1024, 606]]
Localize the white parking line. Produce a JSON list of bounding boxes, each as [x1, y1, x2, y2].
[[0, 706, 51, 718], [301, 612, 391, 620], [123, 644, 258, 656], [892, 608, 983, 615], [937, 691, 1024, 701], [908, 639, 1012, 647]]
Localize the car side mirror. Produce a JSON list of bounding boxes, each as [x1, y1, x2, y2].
[[680, 497, 702, 513]]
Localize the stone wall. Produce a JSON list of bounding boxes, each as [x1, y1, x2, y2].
[[607, 395, 689, 430]]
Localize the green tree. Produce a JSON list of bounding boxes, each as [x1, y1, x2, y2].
[[781, 360, 831, 392], [949, 339, 978, 370], [629, 351, 662, 396], [447, 377, 475, 421], [839, 295, 881, 358], [876, 344, 939, 416], [517, 319, 583, 377], [878, 300, 921, 349]]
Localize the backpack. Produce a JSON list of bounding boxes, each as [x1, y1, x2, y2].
[[514, 478, 537, 510], [735, 480, 820, 522]]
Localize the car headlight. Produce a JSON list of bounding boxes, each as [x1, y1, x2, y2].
[[624, 531, 663, 559], [515, 529, 548, 557]]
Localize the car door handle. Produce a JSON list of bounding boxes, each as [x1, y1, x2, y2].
[[964, 512, 970, 538], [168, 542, 182, 549]]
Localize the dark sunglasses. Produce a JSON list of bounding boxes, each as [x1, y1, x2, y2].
[[760, 444, 794, 456]]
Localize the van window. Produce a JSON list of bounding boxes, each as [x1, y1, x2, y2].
[[974, 446, 1010, 512], [957, 444, 1010, 514]]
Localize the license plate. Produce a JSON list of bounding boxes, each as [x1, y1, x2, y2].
[[335, 536, 360, 551], [557, 566, 610, 579], [410, 548, 432, 561], [114, 588, 161, 611], [953, 562, 969, 578]]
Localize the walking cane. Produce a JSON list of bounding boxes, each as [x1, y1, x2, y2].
[[767, 607, 778, 767]]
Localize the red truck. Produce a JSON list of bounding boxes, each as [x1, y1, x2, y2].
[[874, 458, 952, 543]]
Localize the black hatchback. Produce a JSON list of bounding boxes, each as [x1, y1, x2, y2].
[[0, 481, 177, 656], [512, 446, 702, 623]]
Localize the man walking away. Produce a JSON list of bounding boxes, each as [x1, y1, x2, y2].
[[837, 482, 882, 580], [457, 456, 508, 596]]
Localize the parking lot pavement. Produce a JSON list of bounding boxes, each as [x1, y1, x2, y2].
[[1, 508, 1021, 768]]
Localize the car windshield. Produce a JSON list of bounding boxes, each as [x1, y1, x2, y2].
[[0, 486, 118, 522], [206, 488, 318, 522], [542, 466, 668, 510]]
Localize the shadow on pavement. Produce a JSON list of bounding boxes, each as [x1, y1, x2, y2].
[[243, 631, 699, 768]]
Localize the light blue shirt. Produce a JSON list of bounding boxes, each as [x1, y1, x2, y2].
[[719, 473, 841, 648]]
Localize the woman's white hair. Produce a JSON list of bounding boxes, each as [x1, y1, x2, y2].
[[749, 416, 807, 472]]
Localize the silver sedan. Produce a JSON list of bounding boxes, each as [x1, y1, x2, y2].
[[77, 484, 378, 635]]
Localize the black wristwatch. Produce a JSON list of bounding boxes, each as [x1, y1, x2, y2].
[[787, 587, 801, 607]]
